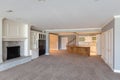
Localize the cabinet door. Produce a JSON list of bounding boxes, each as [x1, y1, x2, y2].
[[30, 31, 39, 49], [106, 31, 109, 64], [7, 22, 19, 37], [107, 30, 110, 66], [30, 32, 34, 49], [101, 33, 104, 58], [2, 20, 7, 36], [19, 24, 27, 37], [3, 19, 28, 38], [3, 20, 19, 37], [109, 29, 113, 69], [33, 32, 37, 49], [103, 32, 106, 62], [101, 33, 105, 60], [101, 28, 114, 70]]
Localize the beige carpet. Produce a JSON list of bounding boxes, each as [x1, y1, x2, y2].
[[0, 53, 120, 80]]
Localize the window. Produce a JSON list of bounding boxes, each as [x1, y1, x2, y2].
[[79, 37, 85, 41], [92, 37, 96, 40]]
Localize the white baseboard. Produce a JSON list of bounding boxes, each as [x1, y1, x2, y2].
[[45, 53, 49, 55], [114, 69, 120, 73], [50, 49, 58, 50]]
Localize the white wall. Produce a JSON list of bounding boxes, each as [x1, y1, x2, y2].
[[50, 34, 58, 50], [114, 17, 120, 71], [45, 32, 49, 55], [0, 17, 3, 63], [96, 34, 101, 55], [24, 24, 31, 56]]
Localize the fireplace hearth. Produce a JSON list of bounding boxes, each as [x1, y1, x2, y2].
[[7, 46, 20, 60]]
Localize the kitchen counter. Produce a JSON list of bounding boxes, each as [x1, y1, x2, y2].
[[67, 45, 90, 56]]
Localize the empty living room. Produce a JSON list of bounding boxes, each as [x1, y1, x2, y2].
[[0, 0, 120, 80]]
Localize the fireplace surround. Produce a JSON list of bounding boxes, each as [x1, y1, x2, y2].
[[2, 41, 24, 61], [0, 41, 32, 71]]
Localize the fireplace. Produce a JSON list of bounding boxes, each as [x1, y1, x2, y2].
[[7, 46, 20, 60]]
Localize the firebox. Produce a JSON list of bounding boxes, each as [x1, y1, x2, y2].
[[7, 46, 20, 60]]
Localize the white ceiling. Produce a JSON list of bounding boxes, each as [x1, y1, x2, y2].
[[0, 0, 120, 30]]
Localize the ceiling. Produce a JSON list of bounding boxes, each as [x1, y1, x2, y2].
[[0, 0, 120, 30]]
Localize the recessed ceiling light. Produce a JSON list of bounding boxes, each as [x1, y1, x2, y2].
[[38, 0, 46, 2], [6, 10, 13, 13]]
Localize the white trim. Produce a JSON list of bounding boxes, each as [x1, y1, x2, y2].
[[46, 28, 101, 33], [0, 17, 4, 63], [45, 53, 49, 55], [50, 49, 58, 50], [31, 30, 46, 35], [2, 37, 27, 41], [114, 69, 120, 73], [114, 15, 120, 18]]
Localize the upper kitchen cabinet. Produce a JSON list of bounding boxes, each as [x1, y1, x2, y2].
[[2, 19, 28, 39]]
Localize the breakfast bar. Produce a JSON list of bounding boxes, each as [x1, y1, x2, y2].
[[67, 45, 90, 56]]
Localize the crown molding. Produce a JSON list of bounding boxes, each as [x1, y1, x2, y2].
[[45, 28, 102, 33], [101, 17, 114, 29]]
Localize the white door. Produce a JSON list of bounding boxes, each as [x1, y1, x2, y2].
[[101, 32, 105, 59], [108, 28, 113, 70], [106, 31, 109, 64], [102, 32, 106, 60], [61, 37, 68, 50], [96, 34, 101, 55]]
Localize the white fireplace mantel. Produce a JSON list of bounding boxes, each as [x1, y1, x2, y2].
[[0, 18, 31, 71], [2, 37, 27, 41]]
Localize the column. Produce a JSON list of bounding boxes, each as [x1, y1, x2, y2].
[[0, 17, 3, 63], [45, 32, 50, 55]]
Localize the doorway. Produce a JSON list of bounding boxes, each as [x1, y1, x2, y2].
[[61, 37, 68, 50]]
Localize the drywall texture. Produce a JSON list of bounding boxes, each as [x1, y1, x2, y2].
[[50, 34, 58, 50]]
